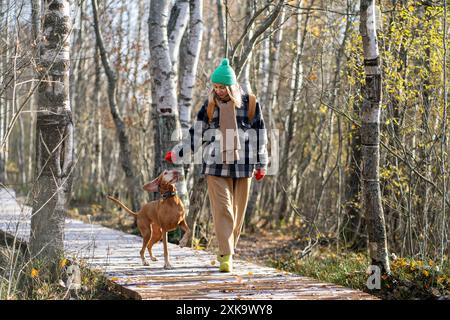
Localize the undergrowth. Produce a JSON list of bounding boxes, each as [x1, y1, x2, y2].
[[269, 248, 450, 300]]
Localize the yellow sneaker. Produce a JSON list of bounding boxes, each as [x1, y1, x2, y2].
[[218, 254, 233, 272]]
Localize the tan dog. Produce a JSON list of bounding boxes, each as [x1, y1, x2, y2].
[[107, 169, 190, 269]]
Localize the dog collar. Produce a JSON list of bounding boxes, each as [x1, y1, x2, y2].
[[161, 191, 177, 200]]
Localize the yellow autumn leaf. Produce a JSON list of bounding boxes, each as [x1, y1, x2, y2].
[[310, 26, 321, 37], [60, 258, 68, 268], [247, 271, 254, 276], [319, 105, 327, 114], [110, 277, 119, 281], [31, 268, 39, 279], [307, 72, 318, 81], [422, 270, 429, 277]]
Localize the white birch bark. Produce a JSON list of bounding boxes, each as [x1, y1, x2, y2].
[[360, 0, 390, 273], [30, 0, 74, 276], [239, 1, 255, 94], [179, 0, 203, 128], [0, 0, 5, 184], [168, 0, 190, 73], [259, 35, 270, 105], [93, 46, 103, 195], [149, 0, 188, 201], [0, 0, 11, 183], [28, 0, 41, 185], [265, 5, 285, 131], [277, 1, 302, 221]]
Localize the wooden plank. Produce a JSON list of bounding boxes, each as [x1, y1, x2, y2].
[[0, 188, 378, 300]]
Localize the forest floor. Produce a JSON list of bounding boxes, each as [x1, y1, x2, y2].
[[65, 203, 449, 300], [0, 243, 125, 300], [234, 227, 450, 300]]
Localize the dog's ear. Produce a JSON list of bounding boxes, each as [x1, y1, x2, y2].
[[143, 176, 161, 192]]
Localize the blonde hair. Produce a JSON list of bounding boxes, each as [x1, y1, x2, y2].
[[209, 83, 242, 108]]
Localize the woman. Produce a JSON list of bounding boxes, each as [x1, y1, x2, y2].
[[166, 58, 268, 272]]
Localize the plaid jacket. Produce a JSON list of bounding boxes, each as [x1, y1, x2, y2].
[[184, 94, 268, 178]]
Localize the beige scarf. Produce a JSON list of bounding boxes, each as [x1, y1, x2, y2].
[[216, 96, 241, 164]]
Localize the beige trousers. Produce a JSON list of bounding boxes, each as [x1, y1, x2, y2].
[[206, 175, 252, 255]]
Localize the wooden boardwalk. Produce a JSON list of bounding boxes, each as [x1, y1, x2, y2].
[[0, 188, 376, 300]]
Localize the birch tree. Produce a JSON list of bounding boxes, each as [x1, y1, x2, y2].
[[359, 0, 390, 273], [238, 1, 255, 94], [277, 1, 304, 222], [168, 0, 190, 75], [0, 0, 10, 184], [148, 0, 188, 204], [179, 0, 203, 129], [0, 2, 4, 184], [30, 0, 74, 276], [179, 0, 204, 246], [263, 4, 285, 132]]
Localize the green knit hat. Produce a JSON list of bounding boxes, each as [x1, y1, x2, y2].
[[210, 58, 237, 86]]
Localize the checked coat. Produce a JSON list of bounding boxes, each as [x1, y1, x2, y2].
[[178, 94, 269, 178]]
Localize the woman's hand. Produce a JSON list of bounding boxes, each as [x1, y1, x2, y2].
[[254, 168, 266, 181]]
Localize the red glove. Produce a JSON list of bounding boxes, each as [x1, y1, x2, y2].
[[254, 168, 266, 181], [165, 151, 176, 163]]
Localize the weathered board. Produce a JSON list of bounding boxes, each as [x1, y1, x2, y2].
[[0, 188, 377, 300]]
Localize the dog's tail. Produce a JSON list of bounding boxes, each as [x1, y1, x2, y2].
[[106, 195, 137, 217]]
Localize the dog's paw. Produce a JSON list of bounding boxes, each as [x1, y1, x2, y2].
[[142, 259, 149, 266], [151, 257, 158, 261], [164, 263, 173, 269]]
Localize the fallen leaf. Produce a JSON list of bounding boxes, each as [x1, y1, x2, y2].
[[31, 268, 39, 279]]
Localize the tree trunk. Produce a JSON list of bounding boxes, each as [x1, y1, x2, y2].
[[168, 0, 190, 74], [0, 24, 4, 184], [238, 1, 255, 94], [0, 0, 11, 184], [265, 5, 285, 133], [28, 0, 41, 189], [93, 46, 103, 199], [179, 0, 203, 129], [277, 1, 304, 222], [30, 0, 74, 278], [186, 165, 207, 246], [231, 0, 284, 79], [148, 0, 189, 207], [92, 0, 141, 212], [216, 0, 227, 57], [178, 0, 204, 241], [359, 0, 390, 273]]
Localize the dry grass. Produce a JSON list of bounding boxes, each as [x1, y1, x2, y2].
[[0, 241, 125, 300]]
